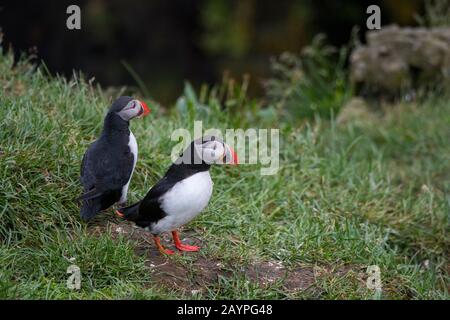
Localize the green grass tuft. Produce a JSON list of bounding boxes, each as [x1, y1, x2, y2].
[[0, 49, 448, 299]]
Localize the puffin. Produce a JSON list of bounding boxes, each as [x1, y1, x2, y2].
[[79, 96, 150, 221], [116, 136, 238, 254]]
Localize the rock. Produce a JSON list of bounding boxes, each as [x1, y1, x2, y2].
[[350, 25, 450, 97]]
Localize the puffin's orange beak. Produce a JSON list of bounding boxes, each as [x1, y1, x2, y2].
[[230, 147, 238, 165], [223, 144, 239, 165], [138, 100, 150, 117]]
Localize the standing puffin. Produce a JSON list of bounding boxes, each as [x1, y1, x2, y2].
[[79, 96, 150, 221], [116, 136, 238, 254]]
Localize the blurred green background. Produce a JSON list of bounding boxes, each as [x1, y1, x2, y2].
[[0, 0, 425, 104]]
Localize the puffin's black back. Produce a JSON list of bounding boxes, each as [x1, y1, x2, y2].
[[79, 96, 135, 220]]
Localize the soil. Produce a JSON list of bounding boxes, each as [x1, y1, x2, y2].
[[88, 219, 366, 295]]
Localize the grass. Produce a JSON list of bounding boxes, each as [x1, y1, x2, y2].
[[265, 35, 352, 120], [0, 48, 449, 300]]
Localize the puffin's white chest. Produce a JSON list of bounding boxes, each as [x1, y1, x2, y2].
[[119, 131, 138, 204], [128, 131, 138, 169], [152, 171, 213, 234]]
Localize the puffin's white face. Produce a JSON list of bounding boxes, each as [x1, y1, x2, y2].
[[197, 139, 238, 165], [200, 140, 225, 164], [117, 99, 150, 121]]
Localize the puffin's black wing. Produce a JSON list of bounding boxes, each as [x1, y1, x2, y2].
[[79, 140, 134, 201], [120, 163, 202, 227], [121, 174, 178, 227]]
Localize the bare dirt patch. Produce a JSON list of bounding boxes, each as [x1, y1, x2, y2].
[[88, 219, 365, 295]]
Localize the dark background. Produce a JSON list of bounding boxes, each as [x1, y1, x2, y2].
[[0, 0, 424, 104]]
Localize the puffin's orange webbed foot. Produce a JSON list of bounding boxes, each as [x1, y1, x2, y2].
[[115, 210, 124, 218], [176, 243, 200, 252], [153, 236, 175, 255], [172, 231, 200, 252]]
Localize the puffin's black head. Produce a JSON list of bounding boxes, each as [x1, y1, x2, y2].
[[177, 136, 239, 166], [109, 96, 150, 121]]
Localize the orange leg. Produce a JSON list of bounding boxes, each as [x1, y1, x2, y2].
[[171, 230, 200, 252], [153, 236, 175, 255], [115, 210, 124, 218]]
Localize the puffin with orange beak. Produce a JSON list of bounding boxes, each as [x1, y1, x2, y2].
[[116, 136, 238, 254], [79, 96, 150, 221]]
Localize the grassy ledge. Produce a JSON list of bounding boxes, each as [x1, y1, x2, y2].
[[0, 48, 449, 299]]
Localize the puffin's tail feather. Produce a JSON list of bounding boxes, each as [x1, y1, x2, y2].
[[80, 200, 102, 221], [116, 202, 141, 221]]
